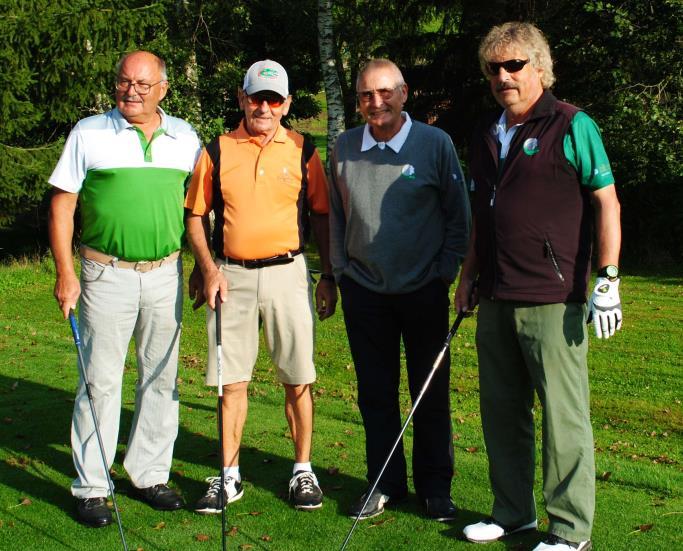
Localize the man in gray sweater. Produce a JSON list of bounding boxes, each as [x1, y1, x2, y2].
[[329, 58, 471, 521]]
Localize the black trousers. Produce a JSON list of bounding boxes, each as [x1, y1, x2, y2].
[[340, 276, 454, 498]]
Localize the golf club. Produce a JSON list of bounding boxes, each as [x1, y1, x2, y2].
[[68, 310, 128, 551], [215, 292, 227, 551], [340, 310, 469, 551]]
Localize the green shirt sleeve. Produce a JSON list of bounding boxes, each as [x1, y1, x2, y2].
[[563, 111, 615, 189]]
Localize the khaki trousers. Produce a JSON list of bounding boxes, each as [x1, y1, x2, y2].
[[71, 256, 182, 498]]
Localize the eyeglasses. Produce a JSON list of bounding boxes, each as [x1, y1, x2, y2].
[[246, 93, 286, 108], [116, 79, 164, 95], [485, 59, 530, 75], [357, 84, 403, 103]]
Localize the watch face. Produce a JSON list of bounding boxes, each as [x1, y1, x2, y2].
[[606, 265, 619, 278]]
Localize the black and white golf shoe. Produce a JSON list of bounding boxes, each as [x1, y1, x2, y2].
[[194, 475, 243, 514], [289, 470, 323, 510], [348, 487, 405, 520]]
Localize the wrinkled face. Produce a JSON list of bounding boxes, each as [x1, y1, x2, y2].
[[115, 52, 167, 124], [486, 45, 544, 118], [356, 66, 408, 141], [239, 89, 291, 141]]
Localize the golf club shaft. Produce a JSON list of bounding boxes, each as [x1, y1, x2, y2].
[[68, 311, 128, 551], [215, 293, 227, 551], [340, 310, 467, 551]]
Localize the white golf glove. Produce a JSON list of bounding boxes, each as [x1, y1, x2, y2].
[[587, 277, 622, 339]]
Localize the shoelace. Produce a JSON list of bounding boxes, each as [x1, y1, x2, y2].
[[293, 472, 316, 495], [204, 476, 233, 497]]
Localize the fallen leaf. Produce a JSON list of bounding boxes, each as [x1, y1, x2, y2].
[[465, 447, 478, 453], [11, 381, 18, 390], [2, 418, 12, 424], [227, 526, 239, 537], [261, 535, 272, 542], [327, 466, 339, 475], [249, 511, 262, 516], [456, 417, 465, 424], [344, 429, 353, 435], [153, 521, 166, 530], [238, 545, 253, 550], [599, 471, 612, 481], [195, 533, 209, 541], [263, 458, 272, 463]]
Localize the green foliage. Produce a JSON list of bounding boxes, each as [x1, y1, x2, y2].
[[0, 0, 165, 230], [549, 0, 683, 262]]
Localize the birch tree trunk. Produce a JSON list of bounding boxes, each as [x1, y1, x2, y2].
[[317, 0, 345, 167]]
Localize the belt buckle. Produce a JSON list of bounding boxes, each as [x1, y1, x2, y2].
[[134, 260, 152, 273]]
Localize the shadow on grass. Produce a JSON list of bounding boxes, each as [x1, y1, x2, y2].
[[1, 372, 497, 550]]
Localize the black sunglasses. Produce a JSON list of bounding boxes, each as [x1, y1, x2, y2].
[[486, 59, 530, 75]]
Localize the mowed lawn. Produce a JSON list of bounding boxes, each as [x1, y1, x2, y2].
[[0, 255, 681, 550]]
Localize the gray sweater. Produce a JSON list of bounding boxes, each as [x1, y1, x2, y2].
[[329, 120, 471, 294]]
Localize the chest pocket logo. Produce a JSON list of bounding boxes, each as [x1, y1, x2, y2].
[[401, 164, 416, 179], [523, 137, 540, 156]]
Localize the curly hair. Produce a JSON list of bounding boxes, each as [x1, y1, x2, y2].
[[478, 22, 555, 89]]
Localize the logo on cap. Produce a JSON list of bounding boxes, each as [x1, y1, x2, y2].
[[259, 68, 279, 79]]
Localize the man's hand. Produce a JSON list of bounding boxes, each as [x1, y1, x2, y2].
[[315, 279, 337, 321], [587, 277, 622, 339], [54, 272, 81, 319], [202, 267, 227, 310], [188, 264, 207, 310], [454, 277, 478, 313]]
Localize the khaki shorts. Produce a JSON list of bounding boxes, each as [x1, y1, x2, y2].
[[205, 254, 316, 386]]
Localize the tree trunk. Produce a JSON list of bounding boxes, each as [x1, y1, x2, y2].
[[317, 0, 345, 167]]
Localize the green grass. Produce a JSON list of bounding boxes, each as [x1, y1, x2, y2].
[[0, 255, 681, 550]]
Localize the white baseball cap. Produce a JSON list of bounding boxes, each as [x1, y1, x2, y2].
[[242, 59, 289, 98]]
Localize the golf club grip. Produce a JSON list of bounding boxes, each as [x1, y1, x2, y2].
[[68, 311, 81, 345], [215, 292, 222, 346], [446, 310, 467, 343]]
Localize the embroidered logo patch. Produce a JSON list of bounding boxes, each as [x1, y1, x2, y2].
[[401, 164, 416, 179], [259, 68, 279, 79], [523, 137, 539, 156]]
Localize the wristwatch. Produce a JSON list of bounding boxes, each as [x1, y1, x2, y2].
[[597, 265, 619, 281]]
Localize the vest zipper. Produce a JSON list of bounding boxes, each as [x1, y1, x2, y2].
[[544, 238, 565, 282]]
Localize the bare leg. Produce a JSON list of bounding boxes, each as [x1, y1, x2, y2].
[[284, 384, 313, 463], [221, 381, 249, 467]]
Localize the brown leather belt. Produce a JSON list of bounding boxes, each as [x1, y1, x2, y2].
[[223, 249, 302, 269], [79, 245, 180, 273]]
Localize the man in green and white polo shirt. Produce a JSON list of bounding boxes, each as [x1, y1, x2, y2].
[[48, 51, 201, 528]]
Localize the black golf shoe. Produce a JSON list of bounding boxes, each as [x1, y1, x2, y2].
[[289, 470, 323, 510], [76, 497, 113, 527], [424, 496, 457, 521], [129, 483, 183, 510], [194, 476, 244, 514], [348, 488, 405, 520]]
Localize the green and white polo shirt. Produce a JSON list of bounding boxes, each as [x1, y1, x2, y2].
[[49, 108, 201, 261]]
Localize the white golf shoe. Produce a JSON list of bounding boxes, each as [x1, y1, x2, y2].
[[463, 517, 538, 543]]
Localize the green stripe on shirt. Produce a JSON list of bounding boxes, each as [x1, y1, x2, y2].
[[80, 166, 188, 261]]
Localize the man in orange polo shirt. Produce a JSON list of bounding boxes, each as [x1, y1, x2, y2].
[[185, 60, 336, 513]]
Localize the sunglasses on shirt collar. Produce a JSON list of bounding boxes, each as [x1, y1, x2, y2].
[[485, 58, 530, 75]]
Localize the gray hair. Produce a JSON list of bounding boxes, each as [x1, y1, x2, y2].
[[115, 51, 168, 81], [356, 58, 405, 90], [478, 22, 555, 89]]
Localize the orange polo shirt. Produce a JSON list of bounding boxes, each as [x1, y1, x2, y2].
[[185, 121, 329, 260]]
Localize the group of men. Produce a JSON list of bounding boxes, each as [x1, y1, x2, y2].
[[49, 21, 622, 551]]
